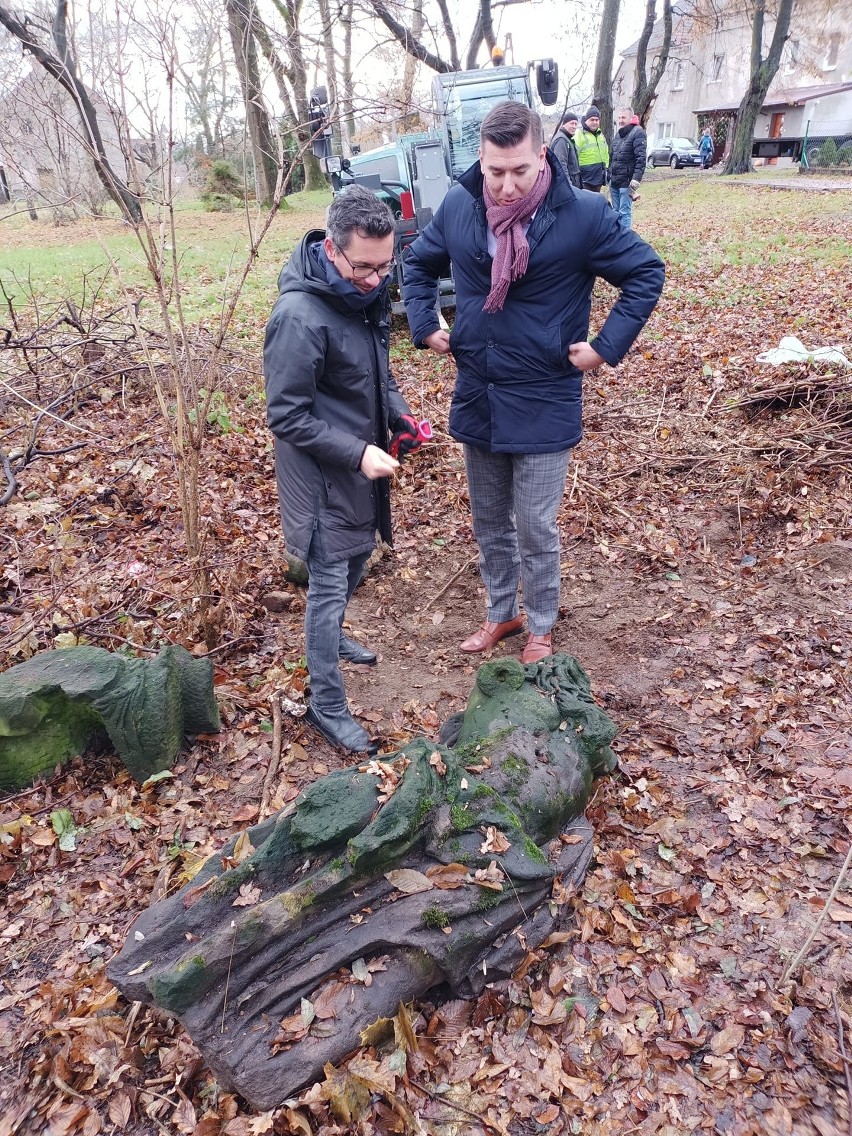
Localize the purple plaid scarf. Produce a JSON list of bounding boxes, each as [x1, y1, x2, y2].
[[482, 161, 552, 313]]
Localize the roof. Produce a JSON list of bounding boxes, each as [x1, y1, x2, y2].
[[694, 81, 852, 115], [619, 1, 695, 58]]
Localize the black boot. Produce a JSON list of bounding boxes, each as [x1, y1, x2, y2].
[[339, 634, 377, 666], [305, 704, 377, 754]]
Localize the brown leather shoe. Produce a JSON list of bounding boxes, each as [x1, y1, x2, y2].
[[459, 616, 525, 654], [521, 633, 553, 664]]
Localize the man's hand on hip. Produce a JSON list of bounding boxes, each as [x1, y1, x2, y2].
[[360, 444, 399, 480], [569, 342, 606, 372], [423, 330, 451, 354]]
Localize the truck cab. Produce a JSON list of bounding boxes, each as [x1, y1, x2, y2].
[[328, 58, 559, 310]]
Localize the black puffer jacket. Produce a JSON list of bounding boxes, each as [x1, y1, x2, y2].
[[610, 125, 647, 189], [264, 231, 410, 562]]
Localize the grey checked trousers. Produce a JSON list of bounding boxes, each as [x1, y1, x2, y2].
[[463, 445, 572, 635]]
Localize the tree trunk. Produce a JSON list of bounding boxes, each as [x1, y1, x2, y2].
[[272, 0, 326, 191], [722, 0, 793, 175], [592, 0, 621, 141], [340, 0, 356, 146], [632, 0, 673, 123], [225, 0, 278, 204], [400, 0, 425, 113], [317, 0, 342, 151], [0, 0, 143, 222]]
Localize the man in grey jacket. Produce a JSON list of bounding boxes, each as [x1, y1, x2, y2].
[[549, 111, 581, 188], [264, 187, 419, 753]]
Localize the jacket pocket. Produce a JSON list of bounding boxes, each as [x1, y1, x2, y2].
[[322, 467, 376, 533]]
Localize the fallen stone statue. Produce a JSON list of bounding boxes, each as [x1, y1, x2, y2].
[[0, 644, 220, 791], [109, 654, 617, 1110]]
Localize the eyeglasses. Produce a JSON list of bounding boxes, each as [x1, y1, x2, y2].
[[335, 246, 396, 280]]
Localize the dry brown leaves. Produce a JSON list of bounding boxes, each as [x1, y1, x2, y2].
[[2, 181, 851, 1135]]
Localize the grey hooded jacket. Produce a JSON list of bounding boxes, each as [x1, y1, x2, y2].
[[264, 230, 410, 562]]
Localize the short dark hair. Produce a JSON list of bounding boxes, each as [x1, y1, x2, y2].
[[480, 101, 543, 150], [326, 185, 394, 250]]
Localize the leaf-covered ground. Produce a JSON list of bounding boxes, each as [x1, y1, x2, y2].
[[1, 176, 851, 1136]]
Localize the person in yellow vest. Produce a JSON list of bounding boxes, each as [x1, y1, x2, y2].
[[575, 106, 610, 192]]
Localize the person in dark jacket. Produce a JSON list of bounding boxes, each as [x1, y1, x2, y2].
[[264, 186, 420, 753], [609, 106, 648, 231], [549, 111, 581, 188], [575, 106, 609, 191], [403, 101, 664, 664]]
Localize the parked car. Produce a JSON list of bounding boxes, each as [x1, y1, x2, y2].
[[647, 137, 702, 169]]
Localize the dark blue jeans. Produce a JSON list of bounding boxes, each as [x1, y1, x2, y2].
[[305, 527, 371, 713]]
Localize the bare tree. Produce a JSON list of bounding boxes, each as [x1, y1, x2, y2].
[[339, 0, 356, 144], [591, 0, 621, 139], [367, 0, 526, 73], [0, 0, 143, 220], [631, 0, 673, 124], [225, 0, 279, 204], [176, 5, 238, 156], [722, 0, 793, 174], [399, 0, 424, 113]]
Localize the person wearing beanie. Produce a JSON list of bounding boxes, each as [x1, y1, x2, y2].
[[549, 110, 581, 188], [609, 106, 647, 230], [575, 106, 609, 191]]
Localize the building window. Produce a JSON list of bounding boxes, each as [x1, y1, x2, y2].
[[784, 39, 801, 73], [710, 54, 724, 82], [657, 122, 674, 139], [824, 32, 840, 70], [672, 61, 685, 90]]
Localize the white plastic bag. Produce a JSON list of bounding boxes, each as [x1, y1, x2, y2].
[[755, 335, 851, 368]]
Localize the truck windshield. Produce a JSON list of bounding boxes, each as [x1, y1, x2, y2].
[[441, 77, 532, 180]]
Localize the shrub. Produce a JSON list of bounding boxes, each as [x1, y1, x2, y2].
[[837, 144, 852, 166], [200, 160, 243, 211], [817, 138, 838, 167]]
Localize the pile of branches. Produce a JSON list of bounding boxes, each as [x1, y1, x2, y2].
[[0, 276, 251, 506], [0, 275, 146, 505], [728, 365, 852, 472]]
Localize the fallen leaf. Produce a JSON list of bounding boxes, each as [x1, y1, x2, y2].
[[312, 980, 350, 1020], [711, 1024, 746, 1056], [384, 869, 434, 894], [480, 826, 511, 854], [232, 882, 261, 906], [429, 751, 447, 775], [425, 862, 469, 889], [606, 985, 628, 1013], [108, 1093, 132, 1128]]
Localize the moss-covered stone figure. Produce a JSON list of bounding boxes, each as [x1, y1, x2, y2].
[[0, 645, 220, 791], [108, 654, 616, 1110]]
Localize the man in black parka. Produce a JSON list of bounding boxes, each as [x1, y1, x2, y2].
[[264, 187, 418, 753], [549, 111, 581, 188]]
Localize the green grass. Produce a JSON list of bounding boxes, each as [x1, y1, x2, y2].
[[0, 189, 332, 325], [636, 175, 852, 272], [2, 176, 850, 330]]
